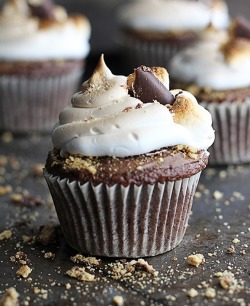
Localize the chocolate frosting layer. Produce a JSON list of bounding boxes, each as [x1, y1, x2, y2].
[[132, 66, 175, 105], [45, 147, 208, 186]]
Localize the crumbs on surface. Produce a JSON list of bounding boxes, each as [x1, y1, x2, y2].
[[0, 287, 19, 306]]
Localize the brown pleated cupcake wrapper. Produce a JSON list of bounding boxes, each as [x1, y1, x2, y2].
[[0, 68, 83, 133], [201, 99, 250, 165], [119, 35, 192, 72], [44, 170, 201, 258]]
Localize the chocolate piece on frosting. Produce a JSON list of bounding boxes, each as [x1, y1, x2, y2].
[[132, 66, 175, 105], [231, 16, 250, 40], [27, 0, 56, 20]]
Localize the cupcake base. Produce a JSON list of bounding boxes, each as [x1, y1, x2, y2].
[[44, 170, 201, 258], [119, 31, 196, 73], [201, 99, 250, 165], [0, 60, 84, 133]]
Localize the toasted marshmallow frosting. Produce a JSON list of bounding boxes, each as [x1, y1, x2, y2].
[[0, 0, 91, 61], [169, 35, 250, 91], [118, 0, 229, 33], [52, 55, 214, 158]]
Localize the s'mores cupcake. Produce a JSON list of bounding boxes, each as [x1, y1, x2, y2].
[[0, 0, 91, 133], [117, 0, 229, 73], [170, 16, 250, 165], [44, 55, 214, 258]]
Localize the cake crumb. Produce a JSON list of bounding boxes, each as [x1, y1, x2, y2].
[[213, 190, 224, 200], [205, 288, 216, 299], [16, 265, 32, 278], [66, 266, 95, 282], [226, 245, 235, 254], [70, 254, 101, 266], [232, 238, 240, 244], [187, 254, 205, 267], [218, 271, 238, 292], [187, 288, 198, 298], [44, 252, 55, 260], [0, 287, 19, 306], [113, 295, 124, 306], [0, 230, 12, 240]]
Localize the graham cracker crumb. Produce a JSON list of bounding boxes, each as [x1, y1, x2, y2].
[[187, 254, 205, 267], [70, 254, 101, 266], [113, 295, 124, 306], [0, 230, 12, 240], [0, 287, 19, 306], [187, 288, 198, 298], [16, 265, 32, 278], [218, 271, 239, 293], [205, 287, 216, 299], [44, 252, 55, 260], [66, 266, 95, 282]]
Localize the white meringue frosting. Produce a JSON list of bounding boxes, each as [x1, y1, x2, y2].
[[0, 0, 91, 61], [52, 55, 215, 157], [170, 36, 250, 90], [118, 0, 229, 32]]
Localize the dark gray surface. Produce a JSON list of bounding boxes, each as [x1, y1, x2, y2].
[[0, 131, 249, 305]]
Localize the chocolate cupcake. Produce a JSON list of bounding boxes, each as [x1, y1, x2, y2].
[[117, 0, 229, 73], [44, 55, 214, 257], [169, 16, 250, 165], [0, 0, 91, 133]]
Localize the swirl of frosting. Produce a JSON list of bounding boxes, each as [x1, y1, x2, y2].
[[52, 55, 214, 157], [169, 34, 250, 90], [118, 0, 229, 33], [0, 0, 91, 61]]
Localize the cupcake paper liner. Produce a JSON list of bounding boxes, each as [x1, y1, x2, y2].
[[0, 67, 83, 133], [44, 170, 201, 258], [119, 35, 192, 72], [201, 98, 250, 165]]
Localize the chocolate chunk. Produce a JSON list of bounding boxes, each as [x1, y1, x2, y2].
[[27, 0, 56, 20], [232, 16, 250, 40], [132, 66, 174, 105]]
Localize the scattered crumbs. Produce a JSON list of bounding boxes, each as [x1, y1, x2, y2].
[[16, 265, 32, 278], [186, 288, 198, 298], [226, 245, 235, 254], [232, 238, 240, 244], [65, 283, 71, 290], [10, 251, 30, 266], [187, 254, 205, 267], [66, 266, 95, 282], [44, 252, 55, 260], [0, 185, 12, 195], [165, 295, 176, 302], [213, 190, 224, 200], [0, 287, 19, 306], [216, 270, 243, 294], [0, 229, 12, 240], [113, 295, 124, 306], [70, 254, 101, 266], [35, 225, 58, 245], [205, 287, 216, 299]]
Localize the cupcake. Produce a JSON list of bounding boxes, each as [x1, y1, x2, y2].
[[117, 0, 229, 73], [169, 16, 250, 165], [0, 0, 91, 133], [44, 55, 214, 258]]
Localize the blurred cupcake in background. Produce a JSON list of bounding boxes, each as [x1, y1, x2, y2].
[[0, 0, 91, 133], [117, 0, 230, 73], [169, 16, 250, 165]]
